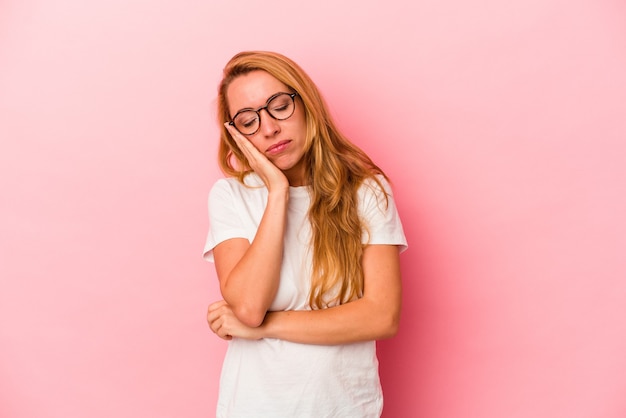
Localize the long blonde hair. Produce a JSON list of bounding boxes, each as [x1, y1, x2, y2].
[[217, 51, 387, 309]]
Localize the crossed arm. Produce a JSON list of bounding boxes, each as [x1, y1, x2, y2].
[[208, 242, 402, 345]]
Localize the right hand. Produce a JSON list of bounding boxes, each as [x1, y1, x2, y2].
[[207, 300, 264, 341], [225, 123, 289, 192]]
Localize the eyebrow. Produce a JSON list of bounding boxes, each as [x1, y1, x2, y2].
[[231, 91, 290, 117]]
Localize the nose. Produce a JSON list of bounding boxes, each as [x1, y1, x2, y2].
[[258, 109, 280, 137]]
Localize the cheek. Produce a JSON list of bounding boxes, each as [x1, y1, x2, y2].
[[291, 111, 308, 137], [248, 138, 264, 151]]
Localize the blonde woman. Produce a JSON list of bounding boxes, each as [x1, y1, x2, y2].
[[204, 51, 407, 418]]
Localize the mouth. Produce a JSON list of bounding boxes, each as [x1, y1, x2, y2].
[[266, 140, 291, 155]]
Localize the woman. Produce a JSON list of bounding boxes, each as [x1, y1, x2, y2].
[[204, 51, 407, 417]]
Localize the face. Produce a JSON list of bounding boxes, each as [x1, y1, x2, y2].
[[226, 70, 308, 186]]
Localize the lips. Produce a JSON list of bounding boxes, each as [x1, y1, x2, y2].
[[266, 140, 291, 155]]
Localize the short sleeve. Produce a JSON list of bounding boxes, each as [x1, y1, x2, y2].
[[358, 176, 408, 252], [203, 179, 253, 262]]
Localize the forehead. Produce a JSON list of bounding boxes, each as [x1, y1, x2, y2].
[[227, 70, 290, 114]]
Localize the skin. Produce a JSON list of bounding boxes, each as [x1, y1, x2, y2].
[[207, 70, 402, 344]]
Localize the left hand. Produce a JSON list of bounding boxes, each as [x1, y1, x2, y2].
[[207, 300, 263, 341]]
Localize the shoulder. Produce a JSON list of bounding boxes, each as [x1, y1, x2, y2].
[[358, 175, 407, 249], [210, 174, 265, 196], [208, 174, 266, 211], [357, 174, 403, 222], [358, 174, 394, 203]]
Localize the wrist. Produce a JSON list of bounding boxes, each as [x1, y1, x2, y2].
[[266, 189, 289, 207], [259, 312, 278, 339], [267, 185, 289, 196]]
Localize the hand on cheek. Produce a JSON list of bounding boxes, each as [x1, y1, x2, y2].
[[225, 123, 289, 192]]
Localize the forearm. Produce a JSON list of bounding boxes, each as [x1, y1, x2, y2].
[[259, 296, 401, 345], [219, 190, 289, 325], [254, 245, 402, 345]]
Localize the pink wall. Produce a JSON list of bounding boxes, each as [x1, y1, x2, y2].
[[2, 1, 625, 417]]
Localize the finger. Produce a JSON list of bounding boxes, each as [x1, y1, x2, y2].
[[209, 314, 232, 340], [210, 316, 222, 334], [225, 123, 262, 160], [212, 317, 233, 340], [207, 299, 228, 314], [207, 306, 227, 327], [225, 123, 251, 151], [207, 310, 218, 327]]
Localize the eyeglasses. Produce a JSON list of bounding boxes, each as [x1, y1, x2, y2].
[[229, 92, 298, 136]]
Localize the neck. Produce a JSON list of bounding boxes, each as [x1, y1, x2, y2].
[[284, 166, 308, 187]]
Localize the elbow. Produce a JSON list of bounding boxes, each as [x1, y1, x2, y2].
[[233, 305, 267, 328], [220, 284, 270, 328], [379, 319, 399, 340], [388, 318, 400, 338], [377, 310, 401, 340]]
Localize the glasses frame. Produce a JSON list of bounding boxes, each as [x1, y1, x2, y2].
[[229, 92, 298, 136]]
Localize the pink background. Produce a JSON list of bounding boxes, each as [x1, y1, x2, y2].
[[2, 0, 625, 417]]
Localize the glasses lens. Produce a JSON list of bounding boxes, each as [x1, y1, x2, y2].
[[233, 111, 260, 135], [232, 93, 296, 135], [267, 93, 295, 120]]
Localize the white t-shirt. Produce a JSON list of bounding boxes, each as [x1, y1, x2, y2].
[[204, 173, 407, 418]]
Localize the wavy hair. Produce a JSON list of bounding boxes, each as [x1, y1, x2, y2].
[[216, 51, 388, 309]]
